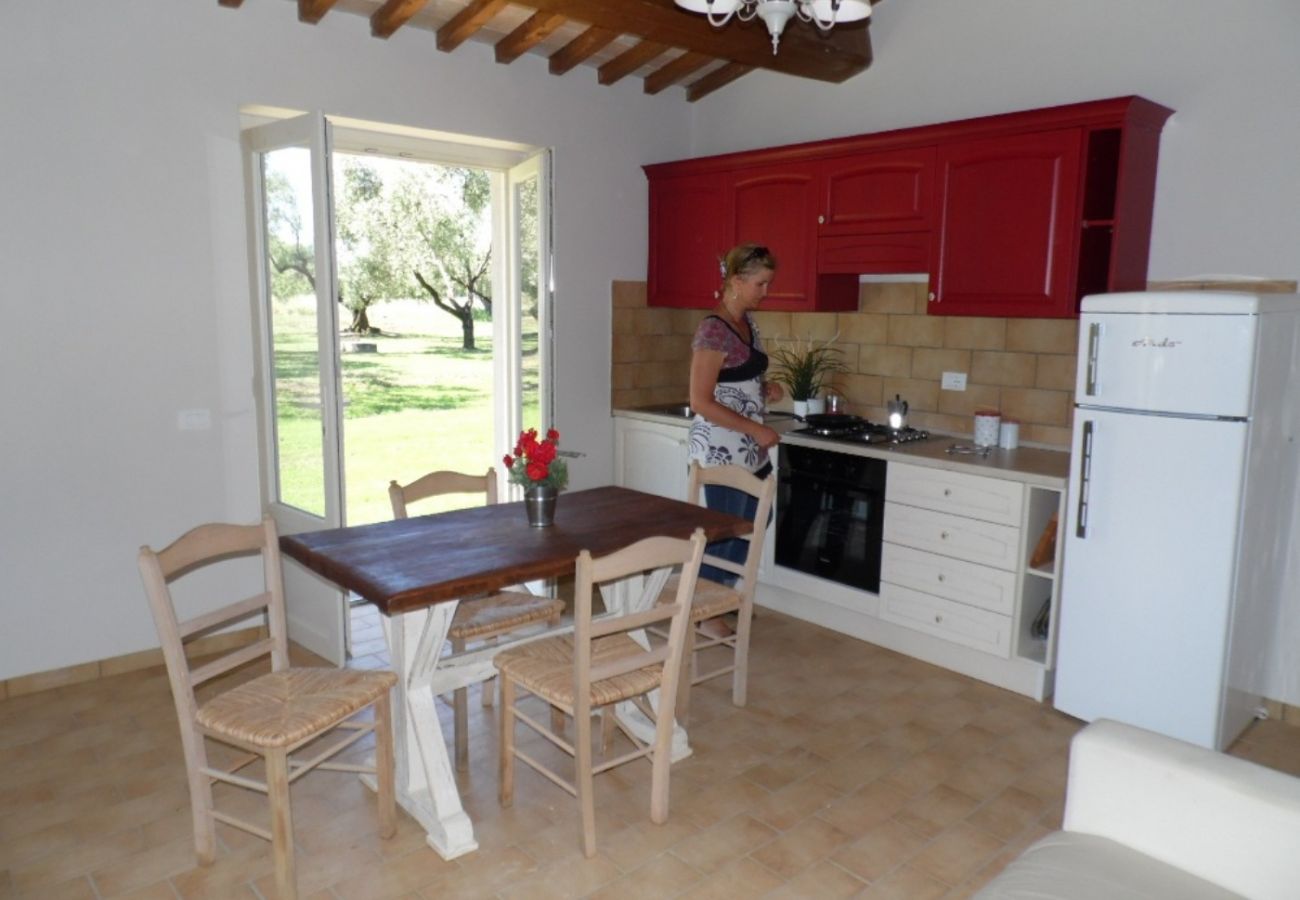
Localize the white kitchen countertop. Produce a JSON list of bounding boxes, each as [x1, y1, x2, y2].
[[613, 406, 1070, 488]]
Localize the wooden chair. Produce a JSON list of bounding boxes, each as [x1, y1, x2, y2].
[[660, 463, 776, 726], [388, 467, 565, 771], [137, 517, 397, 900], [495, 528, 707, 858]]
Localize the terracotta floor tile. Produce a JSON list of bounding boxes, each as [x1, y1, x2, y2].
[[5, 604, 1300, 900]]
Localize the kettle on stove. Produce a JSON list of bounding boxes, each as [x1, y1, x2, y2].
[[887, 394, 909, 431]]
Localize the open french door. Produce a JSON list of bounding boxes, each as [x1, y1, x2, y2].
[[244, 112, 347, 665], [495, 150, 554, 497]]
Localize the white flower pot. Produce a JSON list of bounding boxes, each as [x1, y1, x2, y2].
[[793, 397, 825, 418]]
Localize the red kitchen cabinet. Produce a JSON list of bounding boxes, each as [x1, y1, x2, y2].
[[929, 129, 1083, 317], [819, 147, 936, 235], [728, 163, 857, 312], [645, 172, 728, 308]]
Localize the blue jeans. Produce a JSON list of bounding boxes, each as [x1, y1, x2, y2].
[[699, 463, 771, 586]]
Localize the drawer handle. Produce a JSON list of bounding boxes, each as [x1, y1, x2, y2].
[[943, 488, 952, 497], [934, 614, 943, 624], [940, 531, 950, 540], [937, 574, 945, 582]]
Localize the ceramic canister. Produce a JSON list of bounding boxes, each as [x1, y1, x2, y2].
[[998, 419, 1020, 450], [973, 409, 1001, 447]]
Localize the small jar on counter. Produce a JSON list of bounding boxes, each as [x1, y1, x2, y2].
[[973, 409, 1001, 447], [998, 418, 1021, 450]]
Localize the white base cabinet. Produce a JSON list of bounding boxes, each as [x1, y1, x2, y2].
[[613, 415, 689, 501]]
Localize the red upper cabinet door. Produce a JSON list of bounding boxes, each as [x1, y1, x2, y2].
[[931, 129, 1084, 318], [729, 163, 856, 311], [819, 146, 936, 235], [647, 171, 728, 308]]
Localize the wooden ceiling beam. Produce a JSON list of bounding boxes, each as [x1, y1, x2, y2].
[[297, 0, 338, 24], [503, 0, 871, 83], [643, 51, 711, 95], [598, 40, 670, 86], [437, 0, 508, 52], [495, 10, 567, 64], [549, 25, 619, 76], [370, 0, 430, 38], [686, 61, 753, 101]]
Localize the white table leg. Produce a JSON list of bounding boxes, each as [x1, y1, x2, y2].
[[601, 568, 692, 762], [377, 602, 479, 860]]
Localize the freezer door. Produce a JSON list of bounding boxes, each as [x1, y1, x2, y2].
[[1055, 407, 1248, 749], [1076, 311, 1257, 417]]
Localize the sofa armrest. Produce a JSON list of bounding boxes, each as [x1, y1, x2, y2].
[[1063, 719, 1300, 900]]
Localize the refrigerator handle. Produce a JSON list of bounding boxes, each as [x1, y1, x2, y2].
[[1084, 322, 1101, 396], [1075, 420, 1093, 538]]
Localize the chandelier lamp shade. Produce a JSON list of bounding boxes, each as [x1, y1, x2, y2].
[[674, 0, 871, 54]]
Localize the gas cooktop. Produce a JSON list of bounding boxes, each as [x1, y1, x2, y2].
[[793, 414, 931, 446]]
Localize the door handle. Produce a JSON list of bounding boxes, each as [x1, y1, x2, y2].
[[1084, 322, 1101, 396], [1075, 420, 1094, 539]]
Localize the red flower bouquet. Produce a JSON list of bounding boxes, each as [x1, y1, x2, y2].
[[503, 428, 569, 491]]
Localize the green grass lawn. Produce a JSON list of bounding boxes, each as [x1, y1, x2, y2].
[[272, 297, 537, 526]]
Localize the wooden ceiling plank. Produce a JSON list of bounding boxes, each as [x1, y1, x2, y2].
[[549, 25, 619, 76], [643, 51, 711, 95], [598, 40, 670, 86], [437, 0, 509, 53], [297, 0, 338, 24], [371, 0, 430, 39], [686, 61, 753, 101], [502, 0, 871, 83], [495, 11, 568, 65]]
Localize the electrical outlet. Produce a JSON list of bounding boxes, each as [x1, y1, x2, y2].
[[941, 371, 968, 391]]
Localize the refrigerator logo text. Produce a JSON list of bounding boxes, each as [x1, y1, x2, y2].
[[1130, 337, 1183, 348]]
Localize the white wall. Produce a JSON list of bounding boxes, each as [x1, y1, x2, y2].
[[682, 0, 1300, 705], [0, 0, 690, 680]]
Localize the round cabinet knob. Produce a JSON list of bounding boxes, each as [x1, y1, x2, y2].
[[934, 614, 943, 624], [817, 214, 825, 224], [940, 531, 950, 540], [937, 574, 946, 583], [943, 488, 952, 497], [928, 291, 937, 303]]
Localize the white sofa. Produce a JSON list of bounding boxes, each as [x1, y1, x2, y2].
[[976, 719, 1300, 900]]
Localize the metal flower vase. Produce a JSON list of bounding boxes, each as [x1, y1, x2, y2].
[[524, 484, 558, 527]]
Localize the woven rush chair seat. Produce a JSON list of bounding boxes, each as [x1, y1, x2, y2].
[[660, 574, 739, 622], [448, 591, 565, 642], [196, 668, 398, 749], [494, 634, 663, 710]]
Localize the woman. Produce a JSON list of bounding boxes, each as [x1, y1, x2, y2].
[[687, 243, 783, 634]]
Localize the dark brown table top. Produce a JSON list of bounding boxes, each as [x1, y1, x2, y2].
[[279, 485, 752, 616]]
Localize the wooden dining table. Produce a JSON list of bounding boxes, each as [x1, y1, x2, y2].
[[280, 485, 751, 860]]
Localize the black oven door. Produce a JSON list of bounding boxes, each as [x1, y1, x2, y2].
[[776, 444, 887, 594]]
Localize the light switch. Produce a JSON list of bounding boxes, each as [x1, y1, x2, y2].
[[178, 409, 212, 431], [941, 371, 968, 391]]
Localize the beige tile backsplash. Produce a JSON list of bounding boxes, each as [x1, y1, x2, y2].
[[612, 280, 1079, 449]]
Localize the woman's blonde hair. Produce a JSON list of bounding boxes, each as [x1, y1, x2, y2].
[[721, 243, 778, 282]]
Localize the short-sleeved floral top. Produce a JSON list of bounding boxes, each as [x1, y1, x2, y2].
[[688, 313, 769, 473]]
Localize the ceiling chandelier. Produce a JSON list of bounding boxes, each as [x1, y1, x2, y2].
[[674, 0, 872, 55]]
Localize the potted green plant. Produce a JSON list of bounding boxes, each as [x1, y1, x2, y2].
[[769, 335, 848, 417]]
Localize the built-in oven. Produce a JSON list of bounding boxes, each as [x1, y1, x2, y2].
[[775, 443, 888, 593]]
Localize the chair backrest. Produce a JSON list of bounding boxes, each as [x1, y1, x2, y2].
[[685, 463, 777, 596], [571, 529, 707, 720], [137, 517, 289, 728], [389, 467, 497, 519]]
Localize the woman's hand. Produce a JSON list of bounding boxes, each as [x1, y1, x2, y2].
[[754, 424, 781, 450], [764, 380, 784, 403]]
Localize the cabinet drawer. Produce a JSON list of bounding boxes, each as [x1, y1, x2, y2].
[[880, 582, 1012, 658], [884, 502, 1019, 571], [881, 542, 1016, 616], [886, 464, 1024, 526]]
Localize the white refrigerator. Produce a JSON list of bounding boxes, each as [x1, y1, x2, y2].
[[1055, 291, 1300, 750]]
